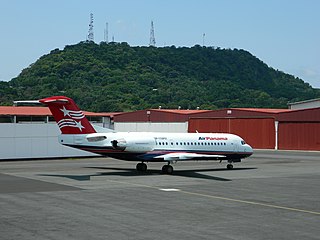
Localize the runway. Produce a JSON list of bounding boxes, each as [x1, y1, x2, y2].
[[0, 150, 319, 239]]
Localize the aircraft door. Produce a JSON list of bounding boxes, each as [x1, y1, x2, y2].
[[233, 139, 239, 152]]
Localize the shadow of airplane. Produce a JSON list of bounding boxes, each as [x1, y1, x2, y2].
[[39, 166, 256, 182]]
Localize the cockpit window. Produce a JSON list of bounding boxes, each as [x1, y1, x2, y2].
[[241, 140, 246, 145]]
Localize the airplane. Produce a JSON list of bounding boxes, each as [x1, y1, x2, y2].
[[39, 96, 253, 174]]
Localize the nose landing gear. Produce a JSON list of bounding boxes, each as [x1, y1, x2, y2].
[[226, 158, 241, 170]]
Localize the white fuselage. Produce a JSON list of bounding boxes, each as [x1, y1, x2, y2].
[[59, 132, 253, 162]]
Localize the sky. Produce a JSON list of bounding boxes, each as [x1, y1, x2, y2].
[[1, 0, 320, 88]]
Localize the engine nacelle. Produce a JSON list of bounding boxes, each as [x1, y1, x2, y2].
[[111, 137, 155, 152], [111, 139, 127, 150]]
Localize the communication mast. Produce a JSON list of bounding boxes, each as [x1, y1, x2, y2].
[[203, 33, 205, 46], [104, 22, 109, 43], [87, 13, 94, 42], [149, 20, 156, 46]]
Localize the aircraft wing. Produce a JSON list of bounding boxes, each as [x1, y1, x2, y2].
[[154, 152, 226, 161]]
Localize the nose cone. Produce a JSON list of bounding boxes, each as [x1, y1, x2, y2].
[[246, 144, 253, 156]]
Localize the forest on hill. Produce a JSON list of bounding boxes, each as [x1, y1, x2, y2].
[[1, 41, 319, 112]]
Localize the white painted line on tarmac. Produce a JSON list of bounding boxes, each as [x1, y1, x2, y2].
[[105, 179, 320, 216], [159, 188, 181, 192], [178, 190, 320, 216]]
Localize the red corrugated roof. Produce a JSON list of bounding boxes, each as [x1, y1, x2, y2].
[[151, 108, 292, 114], [151, 109, 212, 114], [0, 106, 50, 116], [0, 106, 118, 117], [231, 108, 293, 113]]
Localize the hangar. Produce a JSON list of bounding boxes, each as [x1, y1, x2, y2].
[[113, 109, 212, 132], [1, 100, 319, 160], [277, 107, 320, 150], [188, 107, 320, 151], [115, 106, 320, 151]]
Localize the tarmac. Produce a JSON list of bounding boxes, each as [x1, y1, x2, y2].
[[0, 150, 319, 240]]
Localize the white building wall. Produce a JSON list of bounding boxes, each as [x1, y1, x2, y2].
[[0, 123, 98, 160], [289, 99, 320, 110], [0, 121, 188, 160], [114, 122, 188, 133]]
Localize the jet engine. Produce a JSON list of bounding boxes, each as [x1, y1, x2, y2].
[[111, 138, 127, 150], [111, 137, 155, 152]]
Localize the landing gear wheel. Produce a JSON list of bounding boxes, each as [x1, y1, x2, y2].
[[136, 163, 147, 172], [227, 163, 234, 170], [161, 165, 173, 174]]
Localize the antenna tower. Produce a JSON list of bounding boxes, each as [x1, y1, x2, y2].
[[149, 21, 156, 46], [87, 13, 94, 42], [104, 22, 109, 43]]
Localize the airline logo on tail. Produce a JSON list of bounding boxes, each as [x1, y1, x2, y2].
[[58, 118, 85, 131], [39, 96, 96, 134], [59, 106, 85, 131], [60, 106, 85, 119]]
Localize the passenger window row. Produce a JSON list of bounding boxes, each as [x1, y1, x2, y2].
[[156, 142, 227, 146]]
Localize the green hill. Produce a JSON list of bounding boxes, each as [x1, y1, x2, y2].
[[1, 41, 319, 111]]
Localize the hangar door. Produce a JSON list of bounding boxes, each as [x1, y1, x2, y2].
[[278, 122, 320, 151], [188, 118, 275, 149]]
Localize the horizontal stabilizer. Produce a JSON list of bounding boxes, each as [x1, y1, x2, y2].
[[13, 100, 41, 106]]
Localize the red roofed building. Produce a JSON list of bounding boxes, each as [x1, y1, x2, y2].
[[114, 109, 210, 122], [113, 106, 320, 151], [188, 107, 320, 151], [1, 103, 319, 160]]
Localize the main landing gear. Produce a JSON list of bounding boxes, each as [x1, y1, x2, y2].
[[226, 163, 234, 170], [161, 164, 173, 174], [136, 162, 147, 172], [136, 162, 174, 174]]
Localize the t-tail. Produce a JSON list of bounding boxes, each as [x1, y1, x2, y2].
[[39, 96, 96, 134]]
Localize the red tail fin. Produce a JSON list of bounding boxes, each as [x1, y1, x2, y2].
[[39, 96, 96, 134]]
